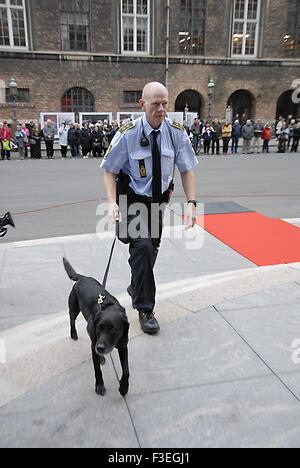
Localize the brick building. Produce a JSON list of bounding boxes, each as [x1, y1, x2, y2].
[[0, 0, 300, 124]]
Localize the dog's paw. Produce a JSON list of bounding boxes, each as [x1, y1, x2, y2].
[[95, 384, 106, 396], [71, 331, 78, 341], [99, 355, 106, 365], [119, 380, 129, 397]]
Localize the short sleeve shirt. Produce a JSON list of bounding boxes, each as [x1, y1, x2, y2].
[[100, 115, 198, 197]]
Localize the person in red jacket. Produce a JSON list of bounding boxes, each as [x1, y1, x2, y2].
[[0, 121, 12, 160], [262, 123, 272, 154]]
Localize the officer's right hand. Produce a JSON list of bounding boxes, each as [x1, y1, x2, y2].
[[109, 202, 122, 223]]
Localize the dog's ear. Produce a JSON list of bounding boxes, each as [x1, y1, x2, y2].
[[87, 316, 96, 342]]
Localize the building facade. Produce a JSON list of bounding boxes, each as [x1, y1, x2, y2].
[[0, 0, 300, 123]]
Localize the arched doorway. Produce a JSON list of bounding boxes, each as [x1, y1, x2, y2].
[[61, 87, 95, 122], [227, 90, 255, 120], [276, 90, 300, 120], [175, 90, 202, 117]]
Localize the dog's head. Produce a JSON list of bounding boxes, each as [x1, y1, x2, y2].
[[87, 301, 129, 356]]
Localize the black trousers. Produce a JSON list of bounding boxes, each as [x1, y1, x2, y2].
[[212, 139, 220, 154], [118, 190, 166, 313], [60, 145, 68, 158], [45, 140, 54, 158]]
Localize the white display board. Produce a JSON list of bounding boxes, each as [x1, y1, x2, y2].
[[167, 112, 184, 124], [79, 112, 113, 126], [40, 112, 75, 137], [186, 112, 198, 128], [117, 112, 144, 126]]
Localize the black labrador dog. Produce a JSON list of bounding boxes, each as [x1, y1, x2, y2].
[[63, 258, 129, 397]]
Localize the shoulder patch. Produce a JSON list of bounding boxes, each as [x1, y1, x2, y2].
[[119, 121, 135, 134], [171, 120, 185, 132]]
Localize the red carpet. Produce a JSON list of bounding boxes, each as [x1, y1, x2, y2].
[[199, 212, 300, 266]]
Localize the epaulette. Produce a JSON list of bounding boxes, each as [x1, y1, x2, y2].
[[119, 121, 135, 134], [171, 120, 185, 132]]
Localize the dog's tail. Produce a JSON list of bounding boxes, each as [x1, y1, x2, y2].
[[63, 257, 81, 282]]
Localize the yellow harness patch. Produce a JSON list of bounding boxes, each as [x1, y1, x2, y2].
[[98, 294, 106, 305]]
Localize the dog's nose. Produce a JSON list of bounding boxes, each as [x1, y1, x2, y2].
[[96, 344, 106, 354]]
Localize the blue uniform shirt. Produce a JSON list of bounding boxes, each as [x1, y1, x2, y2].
[[100, 115, 198, 197]]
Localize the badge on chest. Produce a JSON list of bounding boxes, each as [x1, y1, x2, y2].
[[138, 159, 147, 178]]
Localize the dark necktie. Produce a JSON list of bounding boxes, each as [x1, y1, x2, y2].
[[152, 130, 161, 202]]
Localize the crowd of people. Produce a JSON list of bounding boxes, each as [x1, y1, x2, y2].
[[186, 113, 300, 156], [1, 113, 299, 160], [0, 119, 120, 161]]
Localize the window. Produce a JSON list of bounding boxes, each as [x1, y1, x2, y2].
[[5, 87, 29, 102], [60, 0, 90, 51], [232, 0, 261, 57], [179, 0, 206, 55], [284, 0, 300, 57], [61, 87, 94, 113], [121, 0, 150, 54], [0, 0, 28, 49], [123, 90, 142, 104]]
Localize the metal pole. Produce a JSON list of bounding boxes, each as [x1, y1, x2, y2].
[[13, 95, 17, 121], [208, 96, 212, 120], [165, 0, 170, 89]]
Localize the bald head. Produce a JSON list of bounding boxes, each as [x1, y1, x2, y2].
[[142, 82, 168, 101], [140, 82, 169, 129]]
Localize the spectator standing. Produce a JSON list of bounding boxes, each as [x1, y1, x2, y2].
[[232, 113, 242, 125], [43, 119, 55, 159], [261, 123, 272, 154], [241, 113, 247, 127], [0, 121, 12, 160], [211, 118, 222, 155], [242, 120, 254, 154], [222, 120, 232, 155], [107, 122, 116, 145], [183, 119, 190, 136], [15, 123, 28, 160], [277, 123, 289, 153], [253, 119, 264, 153], [191, 118, 201, 154], [28, 120, 36, 158], [80, 122, 91, 159], [102, 124, 110, 156], [68, 122, 80, 158], [75, 123, 81, 157], [291, 122, 300, 152], [288, 119, 296, 150], [276, 116, 285, 136], [30, 124, 42, 159], [91, 125, 103, 157], [231, 120, 241, 154], [21, 123, 30, 159], [202, 122, 214, 155], [58, 122, 69, 158]]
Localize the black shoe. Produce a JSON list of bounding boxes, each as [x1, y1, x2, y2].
[[139, 311, 160, 335], [127, 285, 136, 309]]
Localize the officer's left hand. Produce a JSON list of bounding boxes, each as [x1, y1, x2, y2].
[[185, 203, 197, 230]]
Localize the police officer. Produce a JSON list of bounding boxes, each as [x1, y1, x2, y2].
[[100, 82, 198, 334]]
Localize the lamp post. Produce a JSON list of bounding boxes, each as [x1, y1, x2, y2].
[[207, 78, 215, 121], [9, 77, 18, 122]]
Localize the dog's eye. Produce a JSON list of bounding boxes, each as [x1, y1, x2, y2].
[[109, 326, 116, 334]]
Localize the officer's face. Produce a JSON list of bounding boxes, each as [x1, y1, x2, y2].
[[140, 89, 169, 129]]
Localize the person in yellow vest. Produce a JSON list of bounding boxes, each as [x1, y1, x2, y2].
[[222, 120, 232, 155]]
